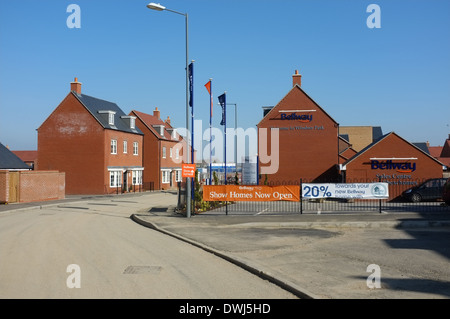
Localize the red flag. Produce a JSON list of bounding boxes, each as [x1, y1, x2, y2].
[[204, 81, 211, 95], [205, 80, 212, 117]]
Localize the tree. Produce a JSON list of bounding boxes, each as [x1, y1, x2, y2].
[[194, 169, 202, 203]]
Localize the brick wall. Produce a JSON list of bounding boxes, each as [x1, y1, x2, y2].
[[19, 171, 65, 203], [339, 126, 374, 152], [0, 171, 65, 203], [0, 172, 9, 203]]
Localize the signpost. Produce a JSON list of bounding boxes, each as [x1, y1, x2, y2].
[[182, 164, 196, 178]]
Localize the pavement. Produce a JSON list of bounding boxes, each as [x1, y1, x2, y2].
[[2, 191, 450, 299]]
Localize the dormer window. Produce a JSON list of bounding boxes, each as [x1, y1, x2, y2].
[[167, 128, 178, 140], [121, 116, 136, 130], [108, 113, 114, 125], [152, 125, 165, 136], [98, 110, 116, 127]]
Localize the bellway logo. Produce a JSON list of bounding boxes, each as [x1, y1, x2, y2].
[[280, 113, 313, 122], [371, 160, 416, 173]]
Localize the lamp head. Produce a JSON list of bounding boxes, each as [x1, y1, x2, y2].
[[147, 2, 166, 11]]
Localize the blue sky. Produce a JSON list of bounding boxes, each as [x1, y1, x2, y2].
[[1, 0, 449, 160]]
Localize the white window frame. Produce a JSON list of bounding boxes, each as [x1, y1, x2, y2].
[[108, 113, 114, 125], [99, 110, 116, 127], [170, 147, 173, 158], [175, 148, 179, 160], [132, 170, 143, 185], [133, 142, 138, 155], [171, 128, 177, 140], [123, 140, 128, 154], [175, 169, 182, 182], [162, 146, 166, 159], [111, 139, 117, 154], [109, 170, 122, 187], [161, 170, 170, 184]]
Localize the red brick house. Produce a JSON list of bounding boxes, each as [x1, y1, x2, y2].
[[130, 108, 189, 190], [257, 70, 340, 184], [11, 150, 38, 169], [37, 78, 144, 195], [431, 134, 450, 173], [341, 132, 444, 199]]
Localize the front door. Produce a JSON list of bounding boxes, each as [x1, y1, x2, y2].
[[123, 171, 128, 192]]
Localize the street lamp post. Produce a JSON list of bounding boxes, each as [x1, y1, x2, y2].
[[147, 2, 191, 218]]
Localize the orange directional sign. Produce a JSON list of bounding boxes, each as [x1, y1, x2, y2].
[[182, 164, 196, 178]]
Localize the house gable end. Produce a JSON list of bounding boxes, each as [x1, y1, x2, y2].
[[343, 132, 445, 169], [130, 110, 161, 140], [131, 110, 179, 141], [441, 139, 450, 157], [37, 93, 102, 134], [257, 84, 338, 128]]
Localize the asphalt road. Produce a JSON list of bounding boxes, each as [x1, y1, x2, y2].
[[0, 192, 296, 299], [2, 191, 450, 299], [133, 197, 450, 299]]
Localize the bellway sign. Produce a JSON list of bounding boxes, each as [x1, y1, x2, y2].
[[302, 183, 389, 199], [182, 164, 196, 178]]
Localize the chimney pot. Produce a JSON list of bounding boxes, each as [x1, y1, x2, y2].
[[153, 107, 160, 120], [70, 77, 82, 94], [292, 70, 302, 87]]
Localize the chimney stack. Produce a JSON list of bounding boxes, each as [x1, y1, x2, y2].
[[165, 116, 171, 125], [70, 77, 82, 94], [292, 70, 302, 87], [153, 107, 160, 120]]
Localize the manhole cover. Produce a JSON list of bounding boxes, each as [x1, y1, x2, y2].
[[149, 207, 168, 212], [58, 205, 89, 210], [88, 203, 118, 206], [123, 266, 162, 274]]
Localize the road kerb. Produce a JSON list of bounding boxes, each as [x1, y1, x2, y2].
[[130, 214, 320, 299]]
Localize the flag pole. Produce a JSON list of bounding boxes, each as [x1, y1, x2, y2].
[[204, 79, 213, 185], [189, 61, 194, 204], [223, 92, 227, 186], [209, 79, 213, 185], [218, 92, 227, 185]]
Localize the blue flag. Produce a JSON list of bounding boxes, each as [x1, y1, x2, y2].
[[218, 93, 226, 126], [188, 62, 194, 107]]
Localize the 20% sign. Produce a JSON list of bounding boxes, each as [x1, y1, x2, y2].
[[302, 184, 332, 199]]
